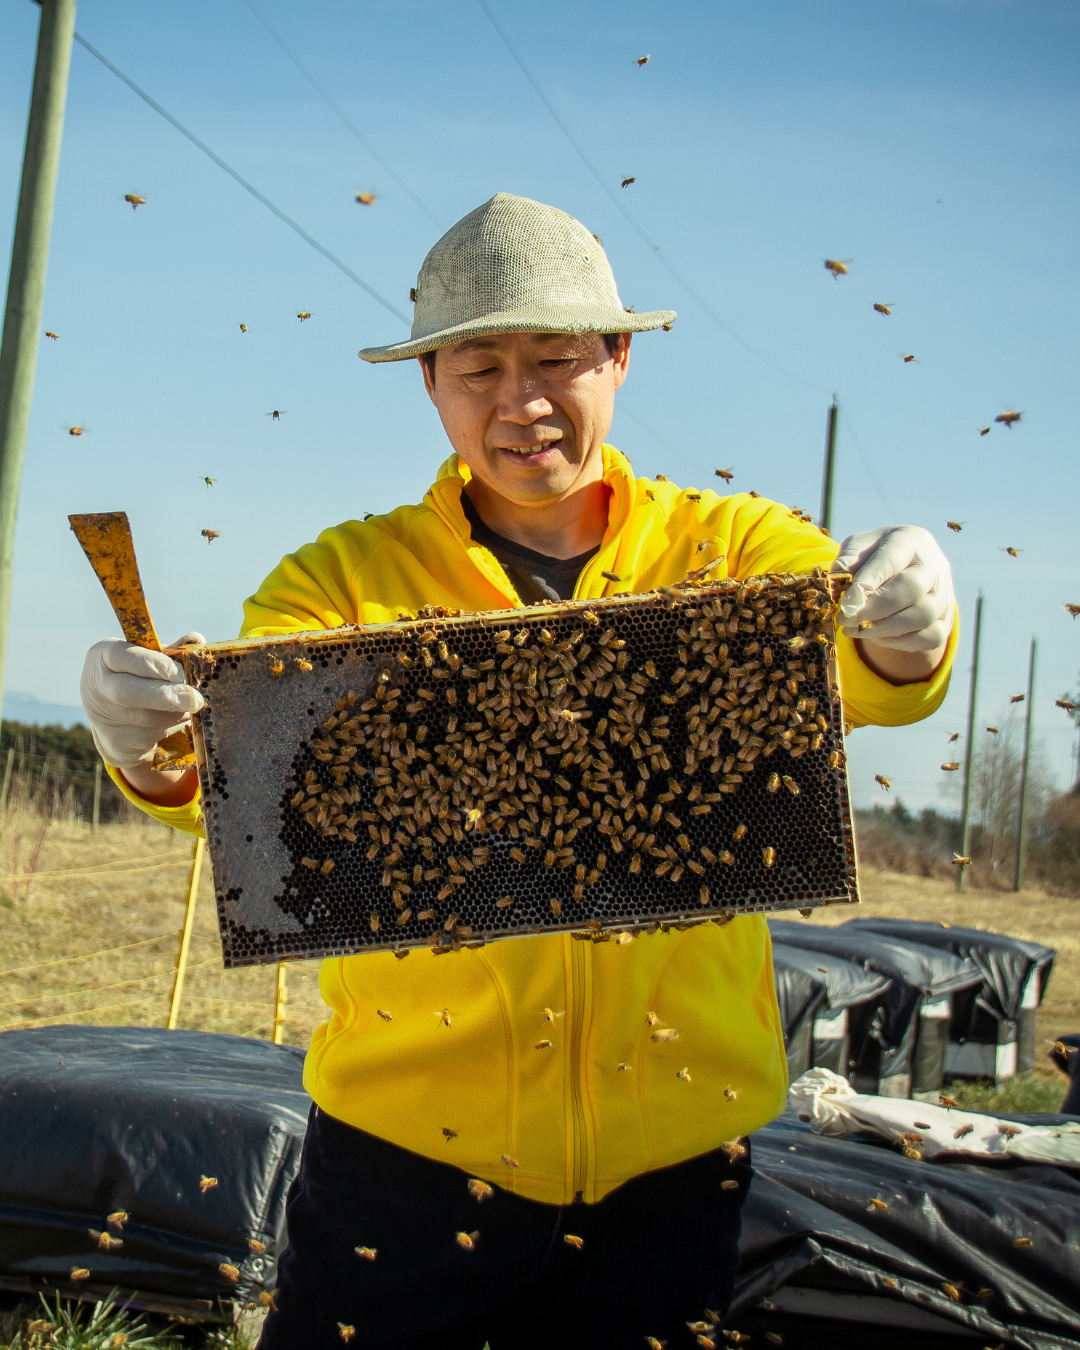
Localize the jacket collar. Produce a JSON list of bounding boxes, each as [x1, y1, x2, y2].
[[426, 445, 636, 604]]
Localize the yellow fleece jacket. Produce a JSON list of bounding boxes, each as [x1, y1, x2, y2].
[[112, 446, 956, 1204]]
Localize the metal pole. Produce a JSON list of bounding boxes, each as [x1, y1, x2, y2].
[[957, 591, 983, 892], [91, 757, 101, 833], [272, 962, 288, 1044], [0, 0, 77, 715], [1014, 638, 1037, 892], [167, 835, 204, 1029], [819, 396, 839, 535]]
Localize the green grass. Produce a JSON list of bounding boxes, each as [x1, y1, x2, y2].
[[0, 1295, 255, 1350], [943, 1071, 1068, 1115]]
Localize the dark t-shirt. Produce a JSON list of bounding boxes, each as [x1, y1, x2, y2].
[[461, 493, 598, 604]]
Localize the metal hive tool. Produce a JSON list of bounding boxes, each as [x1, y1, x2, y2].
[[183, 569, 859, 968]]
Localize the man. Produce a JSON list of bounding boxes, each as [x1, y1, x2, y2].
[[80, 194, 957, 1348]]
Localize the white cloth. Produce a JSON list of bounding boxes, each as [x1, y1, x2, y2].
[[80, 633, 205, 769], [789, 1067, 1080, 1166], [833, 525, 954, 651]]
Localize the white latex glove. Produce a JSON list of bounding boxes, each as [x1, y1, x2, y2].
[[80, 632, 206, 768], [833, 526, 954, 651]]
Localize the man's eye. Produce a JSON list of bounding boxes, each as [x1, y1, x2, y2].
[[464, 366, 499, 378], [540, 358, 573, 368]]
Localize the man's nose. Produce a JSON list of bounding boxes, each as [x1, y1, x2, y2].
[[496, 374, 553, 426]]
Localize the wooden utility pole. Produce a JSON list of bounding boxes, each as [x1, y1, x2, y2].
[[0, 0, 77, 714], [1014, 637, 1037, 892], [819, 396, 839, 534], [957, 592, 983, 891]]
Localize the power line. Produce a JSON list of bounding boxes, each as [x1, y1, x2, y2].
[[237, 0, 443, 229], [614, 402, 717, 483], [72, 32, 410, 325], [836, 404, 901, 522], [475, 0, 824, 395]]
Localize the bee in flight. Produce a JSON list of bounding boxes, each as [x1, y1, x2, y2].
[[1010, 693, 1025, 704], [203, 477, 217, 487], [823, 258, 851, 279], [297, 311, 311, 321], [947, 732, 959, 743], [1055, 699, 1076, 713], [1001, 547, 1021, 558], [946, 521, 963, 533], [620, 176, 636, 188], [995, 410, 1021, 428], [872, 302, 894, 316], [601, 570, 622, 583], [1064, 604, 1080, 619], [45, 331, 59, 340], [201, 529, 219, 544], [124, 193, 146, 210], [901, 353, 917, 363], [67, 425, 85, 436], [986, 726, 999, 734], [356, 192, 376, 205], [874, 774, 890, 791], [951, 854, 971, 868], [266, 410, 287, 421], [636, 54, 650, 67], [715, 467, 734, 483], [979, 426, 991, 436]]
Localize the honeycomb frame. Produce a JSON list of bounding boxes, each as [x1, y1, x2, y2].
[[183, 571, 859, 968]]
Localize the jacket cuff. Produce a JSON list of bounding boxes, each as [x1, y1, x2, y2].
[[105, 764, 205, 837], [836, 602, 959, 729]]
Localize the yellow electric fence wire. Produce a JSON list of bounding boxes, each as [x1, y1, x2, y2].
[[0, 852, 191, 884], [0, 932, 176, 978], [0, 995, 161, 1032], [0, 958, 221, 1013]]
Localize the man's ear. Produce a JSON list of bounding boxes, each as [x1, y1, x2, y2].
[[613, 332, 632, 390], [418, 353, 436, 403]]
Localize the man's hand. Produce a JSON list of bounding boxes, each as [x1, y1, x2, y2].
[[80, 633, 205, 805], [832, 526, 954, 684]]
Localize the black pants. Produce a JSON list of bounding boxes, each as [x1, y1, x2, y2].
[[258, 1106, 751, 1350]]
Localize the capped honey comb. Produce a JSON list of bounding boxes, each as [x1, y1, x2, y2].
[[183, 570, 858, 967]]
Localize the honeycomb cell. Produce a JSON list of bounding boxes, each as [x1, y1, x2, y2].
[[183, 574, 859, 967]]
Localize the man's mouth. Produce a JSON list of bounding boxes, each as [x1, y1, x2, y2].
[[498, 438, 563, 462]]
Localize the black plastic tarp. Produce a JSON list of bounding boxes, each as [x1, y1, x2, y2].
[[771, 951, 828, 1046], [1051, 1034, 1080, 1116], [0, 1026, 309, 1307], [767, 921, 983, 1048], [844, 918, 1056, 1022], [736, 1113, 1080, 1349], [771, 941, 893, 1012]]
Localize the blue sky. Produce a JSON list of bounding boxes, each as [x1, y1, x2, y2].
[[1, 0, 1077, 809]]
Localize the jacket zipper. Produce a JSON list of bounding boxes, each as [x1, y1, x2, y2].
[[569, 937, 589, 1196]]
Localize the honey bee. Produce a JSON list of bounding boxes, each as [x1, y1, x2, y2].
[[782, 775, 800, 795], [645, 1011, 661, 1026], [986, 726, 999, 734], [219, 1263, 240, 1282], [269, 658, 284, 677], [355, 1245, 377, 1260], [338, 1324, 356, 1342], [721, 1179, 739, 1192], [1064, 604, 1080, 619], [874, 774, 891, 790], [617, 1061, 632, 1071], [239, 323, 248, 333], [259, 1292, 277, 1308], [409, 288, 417, 303], [901, 353, 917, 363], [676, 1067, 691, 1082], [442, 1126, 458, 1140], [765, 1335, 783, 1347], [563, 1233, 585, 1248], [636, 54, 650, 66], [645, 1340, 665, 1350], [995, 410, 1021, 428], [975, 1287, 993, 1301], [266, 409, 287, 420], [872, 302, 894, 316], [946, 520, 963, 532], [535, 1039, 553, 1050], [942, 1283, 961, 1302], [67, 425, 84, 436], [297, 311, 311, 321], [455, 1230, 480, 1250], [124, 193, 146, 209], [651, 1026, 679, 1042], [979, 426, 991, 436], [356, 192, 376, 205], [620, 176, 636, 188], [732, 824, 747, 842], [70, 1268, 91, 1281], [950, 855, 971, 868], [714, 467, 734, 483], [542, 1008, 565, 1022], [320, 858, 335, 874], [724, 1086, 738, 1101], [293, 657, 313, 671], [823, 258, 850, 279], [495, 895, 514, 908], [203, 476, 218, 487], [947, 732, 959, 742], [601, 570, 622, 583], [866, 1198, 887, 1212], [45, 330, 59, 340], [1001, 547, 1021, 558], [201, 529, 219, 544], [767, 773, 779, 793], [687, 1322, 711, 1334], [435, 1008, 452, 1029], [1009, 692, 1025, 703], [376, 1009, 392, 1022], [953, 1123, 974, 1138], [248, 1238, 267, 1253], [719, 1137, 747, 1160], [199, 1175, 218, 1193], [467, 1178, 495, 1202], [762, 846, 776, 867], [1013, 1237, 1033, 1249], [857, 619, 873, 631], [941, 761, 960, 771], [501, 1154, 519, 1168], [369, 914, 380, 932]]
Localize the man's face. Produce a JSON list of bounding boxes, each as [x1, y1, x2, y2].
[[419, 332, 631, 508]]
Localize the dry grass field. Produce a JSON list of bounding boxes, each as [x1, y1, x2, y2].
[[1, 805, 1075, 1086]]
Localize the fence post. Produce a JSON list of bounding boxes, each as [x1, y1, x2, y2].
[[272, 963, 288, 1044], [957, 591, 983, 891], [91, 758, 101, 833], [1014, 637, 1037, 892], [0, 746, 13, 811], [167, 835, 204, 1029]]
